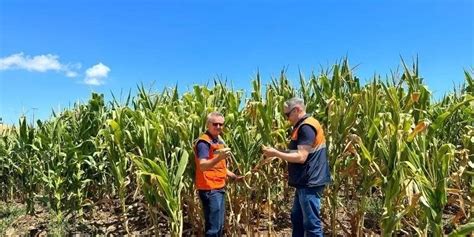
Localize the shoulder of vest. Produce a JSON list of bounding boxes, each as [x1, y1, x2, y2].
[[300, 117, 318, 128], [195, 133, 212, 144]]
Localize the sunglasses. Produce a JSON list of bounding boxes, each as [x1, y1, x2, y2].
[[212, 122, 224, 127], [284, 107, 296, 118]]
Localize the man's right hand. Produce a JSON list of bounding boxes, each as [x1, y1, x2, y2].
[[262, 145, 278, 158], [216, 148, 232, 160]]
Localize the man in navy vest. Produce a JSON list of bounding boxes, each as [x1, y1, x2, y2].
[[263, 98, 331, 237]]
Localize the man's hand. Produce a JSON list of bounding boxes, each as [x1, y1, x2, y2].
[[231, 174, 245, 181], [216, 148, 232, 160], [262, 145, 278, 158], [227, 170, 244, 182]]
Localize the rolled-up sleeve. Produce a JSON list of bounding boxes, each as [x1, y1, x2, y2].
[[297, 124, 316, 146], [196, 141, 210, 159]]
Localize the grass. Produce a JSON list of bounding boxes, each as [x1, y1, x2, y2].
[[0, 202, 26, 235]]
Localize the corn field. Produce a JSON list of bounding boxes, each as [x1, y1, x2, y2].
[[0, 59, 473, 236]]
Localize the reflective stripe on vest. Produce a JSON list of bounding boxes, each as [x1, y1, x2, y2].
[[193, 133, 227, 190], [290, 117, 326, 153]]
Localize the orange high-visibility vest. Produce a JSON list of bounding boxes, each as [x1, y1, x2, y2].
[[291, 117, 326, 149], [193, 133, 227, 190]]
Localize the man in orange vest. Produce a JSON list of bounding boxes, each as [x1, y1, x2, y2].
[[194, 111, 241, 237], [263, 98, 331, 237]]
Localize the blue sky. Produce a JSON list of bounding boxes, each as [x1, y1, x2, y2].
[[0, 0, 473, 124]]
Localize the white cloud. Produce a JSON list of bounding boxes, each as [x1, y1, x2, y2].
[[65, 71, 78, 78], [84, 63, 110, 85], [0, 53, 79, 77], [64, 63, 81, 78], [0, 53, 112, 85]]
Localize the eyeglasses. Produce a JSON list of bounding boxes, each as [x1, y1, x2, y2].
[[284, 107, 296, 118], [212, 122, 224, 127]]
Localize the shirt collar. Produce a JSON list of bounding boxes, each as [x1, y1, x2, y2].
[[205, 130, 219, 142]]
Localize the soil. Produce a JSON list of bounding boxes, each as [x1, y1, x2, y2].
[[0, 196, 468, 236]]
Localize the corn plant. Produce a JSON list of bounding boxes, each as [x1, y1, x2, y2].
[[98, 105, 133, 233], [133, 148, 188, 237], [1, 59, 472, 236], [11, 117, 40, 214]]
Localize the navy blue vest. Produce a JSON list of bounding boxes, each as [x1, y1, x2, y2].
[[287, 116, 332, 188]]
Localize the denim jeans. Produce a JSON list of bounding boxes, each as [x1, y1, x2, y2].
[[198, 188, 226, 237], [291, 186, 325, 237]]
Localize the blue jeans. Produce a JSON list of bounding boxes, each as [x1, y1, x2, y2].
[[291, 186, 325, 237], [198, 189, 226, 237]]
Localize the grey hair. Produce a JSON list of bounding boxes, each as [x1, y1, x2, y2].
[[284, 97, 306, 110], [206, 111, 224, 123]]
